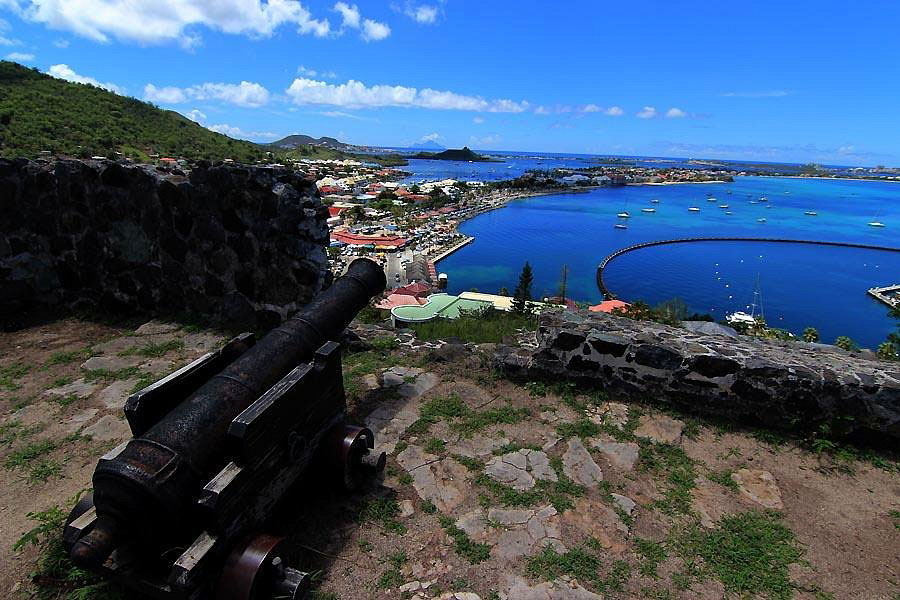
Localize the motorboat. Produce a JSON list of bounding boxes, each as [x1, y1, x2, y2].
[[689, 207, 700, 212], [719, 204, 729, 209], [641, 207, 656, 213], [805, 211, 818, 216], [614, 223, 628, 229], [617, 212, 630, 218], [757, 218, 767, 223], [868, 221, 886, 227]]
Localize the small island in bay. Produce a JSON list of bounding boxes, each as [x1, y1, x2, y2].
[[407, 146, 497, 162]]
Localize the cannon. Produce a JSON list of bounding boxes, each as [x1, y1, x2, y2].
[[63, 258, 387, 600]]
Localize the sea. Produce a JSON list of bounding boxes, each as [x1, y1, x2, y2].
[[399, 152, 899, 348]]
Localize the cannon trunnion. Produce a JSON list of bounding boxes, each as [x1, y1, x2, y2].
[[63, 259, 387, 600]]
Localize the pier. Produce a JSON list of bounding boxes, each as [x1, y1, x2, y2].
[[867, 284, 900, 308], [596, 237, 900, 300], [431, 236, 475, 264]]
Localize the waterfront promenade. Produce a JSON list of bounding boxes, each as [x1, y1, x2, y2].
[[868, 284, 900, 308], [596, 237, 900, 300]]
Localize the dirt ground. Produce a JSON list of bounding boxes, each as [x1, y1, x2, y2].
[[1, 319, 898, 600]]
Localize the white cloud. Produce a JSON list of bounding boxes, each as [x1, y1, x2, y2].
[[144, 80, 270, 107], [298, 64, 337, 79], [0, 36, 18, 45], [143, 84, 187, 104], [580, 104, 623, 116], [333, 2, 360, 28], [361, 18, 390, 41], [53, 38, 69, 47], [184, 108, 206, 122], [469, 134, 501, 147], [285, 77, 529, 113], [837, 145, 855, 155], [473, 116, 484, 124], [207, 123, 278, 141], [721, 90, 790, 98], [332, 2, 389, 41], [5, 52, 34, 61], [534, 105, 550, 115], [665, 107, 686, 118], [6, 0, 331, 46], [636, 106, 657, 119], [405, 4, 437, 23], [319, 110, 364, 119], [420, 132, 441, 142], [47, 63, 124, 93]]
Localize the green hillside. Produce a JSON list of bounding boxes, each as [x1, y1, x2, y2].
[[0, 61, 265, 162]]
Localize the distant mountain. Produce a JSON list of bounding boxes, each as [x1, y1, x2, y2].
[[269, 134, 354, 151], [0, 61, 266, 162], [409, 146, 494, 162], [407, 139, 446, 151]]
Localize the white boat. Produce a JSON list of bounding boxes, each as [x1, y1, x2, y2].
[[707, 197, 717, 202], [726, 311, 756, 326], [759, 197, 768, 202], [617, 212, 630, 218], [689, 207, 700, 212], [725, 211, 733, 215], [805, 211, 818, 216], [868, 221, 886, 227], [650, 198, 660, 203], [757, 218, 767, 223], [719, 204, 729, 209], [614, 223, 628, 229], [750, 200, 758, 204], [727, 275, 764, 326], [641, 208, 656, 213]]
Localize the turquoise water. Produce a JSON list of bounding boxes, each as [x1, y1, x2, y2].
[[437, 176, 900, 347]]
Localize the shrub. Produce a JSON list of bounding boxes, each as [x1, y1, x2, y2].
[[802, 327, 820, 342]]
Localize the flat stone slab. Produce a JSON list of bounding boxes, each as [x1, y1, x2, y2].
[[731, 468, 783, 509], [81, 355, 142, 371], [590, 437, 640, 471], [44, 378, 97, 399], [560, 497, 628, 553], [562, 438, 603, 487], [455, 505, 564, 561], [11, 401, 55, 426], [365, 396, 420, 455], [82, 415, 131, 442], [397, 446, 470, 513], [446, 435, 510, 459], [98, 379, 139, 410], [502, 575, 602, 600], [484, 449, 557, 491], [135, 320, 180, 335], [587, 402, 629, 428], [691, 479, 733, 528], [611, 493, 636, 516], [634, 414, 684, 444], [64, 408, 99, 433]]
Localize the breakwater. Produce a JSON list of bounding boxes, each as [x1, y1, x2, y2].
[[597, 237, 900, 299]]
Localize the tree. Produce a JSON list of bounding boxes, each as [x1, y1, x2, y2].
[[498, 286, 509, 297], [511, 262, 534, 315], [557, 264, 568, 303], [834, 336, 857, 351], [802, 327, 820, 343], [655, 297, 689, 323]]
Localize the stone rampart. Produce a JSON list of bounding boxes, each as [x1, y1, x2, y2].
[[496, 310, 900, 439], [0, 159, 330, 328]]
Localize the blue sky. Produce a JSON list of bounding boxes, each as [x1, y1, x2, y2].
[[2, 1, 899, 165]]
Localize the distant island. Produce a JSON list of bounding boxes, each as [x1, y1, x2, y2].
[[407, 146, 495, 162]]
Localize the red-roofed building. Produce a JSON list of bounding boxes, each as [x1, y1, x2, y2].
[[328, 206, 348, 218], [331, 231, 408, 249], [374, 294, 426, 310], [319, 185, 343, 195], [589, 300, 629, 313], [394, 282, 432, 298]]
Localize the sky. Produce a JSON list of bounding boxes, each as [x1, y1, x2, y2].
[[2, 1, 899, 165]]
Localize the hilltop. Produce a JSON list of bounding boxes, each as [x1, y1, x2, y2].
[[269, 133, 353, 151], [0, 61, 266, 163], [0, 62, 406, 167], [409, 146, 494, 162]]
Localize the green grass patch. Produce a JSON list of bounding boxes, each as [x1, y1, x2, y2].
[[424, 437, 446, 454], [4, 438, 59, 470], [525, 546, 632, 593], [438, 515, 491, 564], [410, 312, 537, 344], [421, 499, 437, 514], [342, 349, 401, 400], [370, 336, 399, 352], [359, 497, 407, 535], [44, 347, 92, 367], [634, 537, 668, 578], [397, 471, 413, 485], [889, 509, 900, 530], [377, 549, 407, 589], [639, 442, 697, 516], [0, 362, 32, 391], [707, 468, 740, 492], [405, 394, 528, 438], [27, 458, 64, 483], [464, 454, 584, 513], [672, 510, 804, 600], [82, 366, 142, 383], [556, 417, 601, 440]]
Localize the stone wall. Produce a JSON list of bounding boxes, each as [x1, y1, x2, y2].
[[0, 159, 330, 328], [496, 310, 900, 440]]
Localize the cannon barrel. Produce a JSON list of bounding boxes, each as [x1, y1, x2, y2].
[[72, 259, 385, 569]]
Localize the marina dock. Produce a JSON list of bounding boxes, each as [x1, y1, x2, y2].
[[431, 236, 475, 264], [867, 284, 900, 308]]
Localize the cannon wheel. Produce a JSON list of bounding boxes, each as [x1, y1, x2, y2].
[[217, 534, 310, 600]]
